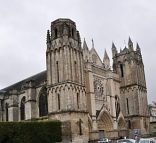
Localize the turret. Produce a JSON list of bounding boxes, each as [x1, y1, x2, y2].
[[136, 42, 141, 53], [103, 49, 110, 69], [112, 42, 118, 57], [92, 39, 95, 49], [46, 30, 51, 50], [50, 18, 80, 42], [128, 37, 134, 51], [83, 38, 89, 51]]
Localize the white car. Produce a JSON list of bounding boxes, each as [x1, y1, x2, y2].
[[139, 138, 156, 143], [117, 139, 136, 143], [97, 138, 111, 143]]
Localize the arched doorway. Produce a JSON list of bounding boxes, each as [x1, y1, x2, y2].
[[20, 96, 26, 120], [39, 87, 48, 117], [97, 111, 114, 139], [97, 111, 113, 131]]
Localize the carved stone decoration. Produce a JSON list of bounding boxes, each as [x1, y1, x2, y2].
[[92, 54, 97, 64], [94, 79, 104, 97]]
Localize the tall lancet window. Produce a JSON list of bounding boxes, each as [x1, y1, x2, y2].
[[74, 61, 77, 81], [39, 87, 48, 117], [56, 61, 59, 82], [126, 98, 129, 114], [5, 103, 9, 121], [58, 94, 60, 110], [120, 64, 124, 77], [77, 93, 80, 109], [55, 28, 58, 38], [20, 97, 26, 120], [79, 119, 83, 135]]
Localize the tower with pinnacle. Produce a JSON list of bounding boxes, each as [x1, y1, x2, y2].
[[46, 19, 89, 142], [112, 37, 149, 135]]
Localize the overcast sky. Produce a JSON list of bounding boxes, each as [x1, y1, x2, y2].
[[0, 0, 155, 103]]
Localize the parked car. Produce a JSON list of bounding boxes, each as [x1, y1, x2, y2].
[[97, 138, 111, 143], [139, 138, 156, 143], [97, 141, 108, 143], [117, 139, 136, 143]]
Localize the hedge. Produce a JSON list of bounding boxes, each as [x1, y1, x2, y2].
[[0, 121, 62, 143]]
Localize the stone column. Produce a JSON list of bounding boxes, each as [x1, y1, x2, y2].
[[52, 89, 57, 112], [8, 106, 18, 121], [51, 51, 55, 84], [87, 65, 97, 130], [67, 46, 71, 81], [25, 86, 37, 120], [110, 78, 116, 117], [80, 52, 84, 84], [69, 48, 73, 80], [48, 89, 52, 113], [60, 47, 63, 82], [8, 91, 19, 121], [77, 51, 81, 83], [71, 49, 75, 82], [64, 46, 68, 80], [47, 52, 51, 85]]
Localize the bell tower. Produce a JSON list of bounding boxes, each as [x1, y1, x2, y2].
[[112, 38, 149, 135], [46, 19, 89, 142]]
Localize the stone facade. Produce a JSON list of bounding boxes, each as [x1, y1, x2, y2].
[[149, 102, 156, 136], [0, 18, 149, 142]]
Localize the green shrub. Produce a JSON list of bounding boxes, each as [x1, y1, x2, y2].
[[0, 121, 62, 143]]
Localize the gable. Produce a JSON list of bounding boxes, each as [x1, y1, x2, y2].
[[90, 48, 103, 67]]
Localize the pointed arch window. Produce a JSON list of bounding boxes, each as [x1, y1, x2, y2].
[[39, 87, 48, 117], [126, 98, 129, 114], [77, 93, 80, 109], [79, 119, 83, 135], [74, 61, 77, 81], [58, 94, 60, 110], [55, 28, 58, 38], [120, 64, 124, 77], [5, 103, 8, 121], [20, 97, 26, 120], [56, 61, 59, 82]]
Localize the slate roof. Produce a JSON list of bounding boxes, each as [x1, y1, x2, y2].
[[0, 70, 47, 94]]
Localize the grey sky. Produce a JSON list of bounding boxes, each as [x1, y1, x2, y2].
[[0, 0, 155, 103]]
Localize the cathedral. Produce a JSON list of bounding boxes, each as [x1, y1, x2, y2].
[[0, 18, 149, 142]]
